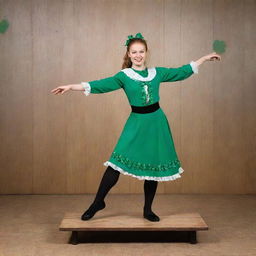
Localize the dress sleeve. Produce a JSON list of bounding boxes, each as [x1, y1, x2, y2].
[[157, 61, 199, 83], [81, 71, 124, 96]]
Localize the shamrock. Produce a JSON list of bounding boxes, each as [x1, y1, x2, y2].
[[0, 19, 9, 34], [213, 40, 226, 54]]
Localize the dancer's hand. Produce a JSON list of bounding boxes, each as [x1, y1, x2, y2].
[[204, 52, 221, 61], [51, 85, 71, 95]]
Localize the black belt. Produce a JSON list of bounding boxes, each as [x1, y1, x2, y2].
[[131, 102, 160, 113]]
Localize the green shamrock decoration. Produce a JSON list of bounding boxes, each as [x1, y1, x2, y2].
[[213, 40, 226, 54], [0, 19, 9, 34]]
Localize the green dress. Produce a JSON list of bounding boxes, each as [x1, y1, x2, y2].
[[81, 62, 198, 182]]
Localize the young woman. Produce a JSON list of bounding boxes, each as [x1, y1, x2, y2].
[[51, 32, 221, 222]]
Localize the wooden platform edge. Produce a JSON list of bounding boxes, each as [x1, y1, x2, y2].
[[59, 226, 209, 231]]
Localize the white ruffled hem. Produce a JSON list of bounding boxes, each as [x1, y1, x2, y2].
[[81, 82, 91, 96], [103, 161, 184, 182]]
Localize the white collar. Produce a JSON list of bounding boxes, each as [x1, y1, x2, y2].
[[121, 67, 156, 81]]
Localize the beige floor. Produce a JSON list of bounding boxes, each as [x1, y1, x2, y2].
[[0, 194, 255, 256]]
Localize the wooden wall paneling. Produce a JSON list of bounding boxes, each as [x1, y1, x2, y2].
[[0, 0, 33, 194], [75, 0, 131, 195], [213, 0, 246, 193], [180, 0, 214, 194], [243, 0, 256, 193], [62, 0, 82, 194], [162, 0, 185, 193], [33, 0, 67, 193], [0, 0, 255, 194]]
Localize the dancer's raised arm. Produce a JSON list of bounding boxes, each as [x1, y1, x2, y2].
[[157, 52, 221, 83], [81, 72, 124, 96], [51, 72, 124, 96], [195, 52, 221, 66]]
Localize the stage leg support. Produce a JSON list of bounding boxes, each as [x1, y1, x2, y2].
[[70, 231, 79, 245], [188, 231, 197, 244]]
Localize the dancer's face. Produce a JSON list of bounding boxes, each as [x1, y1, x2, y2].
[[128, 42, 147, 68]]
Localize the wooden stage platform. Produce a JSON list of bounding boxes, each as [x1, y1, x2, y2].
[[59, 212, 208, 245]]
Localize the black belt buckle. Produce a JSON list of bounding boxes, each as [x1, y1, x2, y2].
[[131, 102, 160, 114]]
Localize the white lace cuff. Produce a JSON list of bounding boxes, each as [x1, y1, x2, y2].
[[190, 61, 199, 74], [81, 82, 91, 96]]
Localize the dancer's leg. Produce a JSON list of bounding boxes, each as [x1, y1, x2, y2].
[[143, 179, 160, 221], [81, 166, 120, 220]]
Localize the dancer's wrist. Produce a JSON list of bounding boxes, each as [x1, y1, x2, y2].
[[194, 56, 206, 67]]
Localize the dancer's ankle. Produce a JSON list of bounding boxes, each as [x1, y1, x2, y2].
[[81, 200, 106, 221]]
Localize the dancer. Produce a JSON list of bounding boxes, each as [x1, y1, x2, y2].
[[51, 33, 221, 222]]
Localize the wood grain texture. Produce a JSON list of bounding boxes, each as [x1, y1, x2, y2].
[[59, 212, 209, 231], [0, 0, 255, 194]]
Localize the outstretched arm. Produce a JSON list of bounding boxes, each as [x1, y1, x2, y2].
[[194, 52, 221, 68], [51, 72, 124, 95], [157, 52, 221, 83], [157, 62, 197, 83], [80, 72, 124, 96]]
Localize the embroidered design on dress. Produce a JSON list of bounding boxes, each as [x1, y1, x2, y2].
[[144, 84, 149, 102], [121, 68, 155, 105], [103, 160, 184, 182], [140, 81, 153, 105], [103, 151, 185, 182], [110, 151, 181, 172]]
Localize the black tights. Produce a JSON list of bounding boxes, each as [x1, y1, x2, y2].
[[81, 166, 159, 220], [91, 166, 121, 204]]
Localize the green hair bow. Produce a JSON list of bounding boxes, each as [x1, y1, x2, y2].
[[125, 32, 144, 46]]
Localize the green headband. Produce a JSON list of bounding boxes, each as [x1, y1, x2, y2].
[[125, 32, 144, 46]]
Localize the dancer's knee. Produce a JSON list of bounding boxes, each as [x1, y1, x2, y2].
[[107, 166, 120, 175]]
